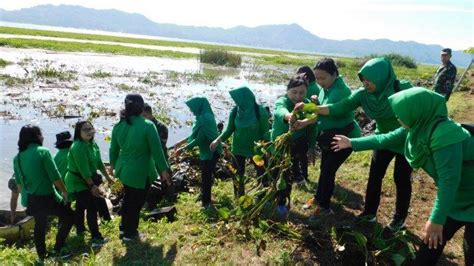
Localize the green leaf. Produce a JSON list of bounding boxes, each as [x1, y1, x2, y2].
[[217, 207, 230, 220], [330, 226, 337, 239], [239, 195, 255, 209], [258, 219, 270, 231], [373, 238, 387, 250], [391, 253, 406, 266], [352, 231, 367, 248], [277, 176, 287, 191]]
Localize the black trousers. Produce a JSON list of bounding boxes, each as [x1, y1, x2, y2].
[[26, 194, 74, 258], [415, 217, 474, 265], [200, 153, 219, 207], [364, 150, 413, 221], [232, 154, 265, 196], [76, 195, 111, 232], [121, 181, 150, 238], [74, 190, 102, 239], [315, 147, 353, 209], [290, 136, 309, 181]]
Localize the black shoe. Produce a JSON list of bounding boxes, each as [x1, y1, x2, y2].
[[385, 218, 407, 233], [91, 237, 109, 248], [353, 212, 377, 224], [49, 248, 72, 260], [121, 232, 143, 242]]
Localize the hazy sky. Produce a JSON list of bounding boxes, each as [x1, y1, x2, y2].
[[2, 0, 473, 50]]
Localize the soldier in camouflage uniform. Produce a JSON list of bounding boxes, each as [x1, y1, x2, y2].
[[433, 48, 457, 101]]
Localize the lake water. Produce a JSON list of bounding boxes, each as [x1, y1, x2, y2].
[[0, 46, 287, 208]]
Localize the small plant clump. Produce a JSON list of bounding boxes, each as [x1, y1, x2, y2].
[[200, 49, 242, 68]]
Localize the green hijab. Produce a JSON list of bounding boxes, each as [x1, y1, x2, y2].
[[229, 86, 257, 128], [358, 57, 398, 119], [388, 87, 470, 168], [185, 97, 217, 138]]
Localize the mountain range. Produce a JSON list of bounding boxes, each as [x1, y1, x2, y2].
[[0, 5, 471, 66]]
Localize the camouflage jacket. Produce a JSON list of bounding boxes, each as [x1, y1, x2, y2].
[[433, 61, 457, 95]]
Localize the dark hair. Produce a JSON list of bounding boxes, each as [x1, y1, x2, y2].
[[313, 58, 339, 76], [74, 120, 94, 141], [287, 75, 308, 90], [296, 66, 315, 83], [143, 103, 152, 114], [56, 141, 72, 149], [18, 124, 43, 152], [121, 94, 145, 125]]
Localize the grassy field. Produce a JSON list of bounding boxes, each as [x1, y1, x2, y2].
[[0, 28, 472, 265], [0, 26, 314, 57], [0, 38, 196, 59]]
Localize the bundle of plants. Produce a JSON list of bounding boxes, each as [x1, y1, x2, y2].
[[213, 103, 319, 242]]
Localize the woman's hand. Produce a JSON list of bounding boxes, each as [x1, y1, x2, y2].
[[292, 118, 311, 130], [294, 102, 305, 112], [90, 185, 101, 198], [10, 212, 16, 225], [61, 191, 69, 204], [423, 220, 444, 249], [331, 135, 352, 151], [210, 138, 221, 152], [160, 171, 171, 186], [107, 166, 114, 177]]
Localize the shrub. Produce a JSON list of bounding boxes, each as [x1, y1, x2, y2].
[[200, 49, 242, 67], [358, 53, 417, 69]]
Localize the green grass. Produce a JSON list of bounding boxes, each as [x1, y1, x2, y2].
[[254, 55, 440, 88], [200, 49, 242, 67], [0, 38, 196, 59], [0, 26, 315, 57], [0, 58, 10, 68], [34, 65, 76, 81], [89, 70, 113, 78], [0, 74, 32, 87]]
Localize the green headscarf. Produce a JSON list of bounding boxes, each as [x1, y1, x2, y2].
[[358, 57, 398, 119], [229, 86, 257, 128], [185, 97, 217, 139], [388, 87, 470, 168]]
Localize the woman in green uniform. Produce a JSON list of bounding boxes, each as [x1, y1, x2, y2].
[[53, 131, 73, 180], [13, 125, 73, 260], [110, 94, 170, 241], [175, 97, 222, 208], [65, 121, 112, 245], [297, 65, 319, 98], [332, 87, 473, 265], [302, 58, 361, 219], [272, 75, 317, 215], [209, 86, 270, 197], [316, 57, 413, 231]]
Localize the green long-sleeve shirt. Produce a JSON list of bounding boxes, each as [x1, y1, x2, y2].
[[328, 81, 412, 134], [65, 140, 106, 193], [54, 148, 69, 181], [317, 77, 361, 138], [271, 96, 317, 147], [219, 105, 269, 158], [13, 144, 62, 206], [110, 116, 169, 189], [185, 111, 223, 160], [351, 130, 474, 224]]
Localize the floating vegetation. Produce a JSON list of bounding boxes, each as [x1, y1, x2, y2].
[[34, 65, 77, 81], [89, 70, 112, 78]]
